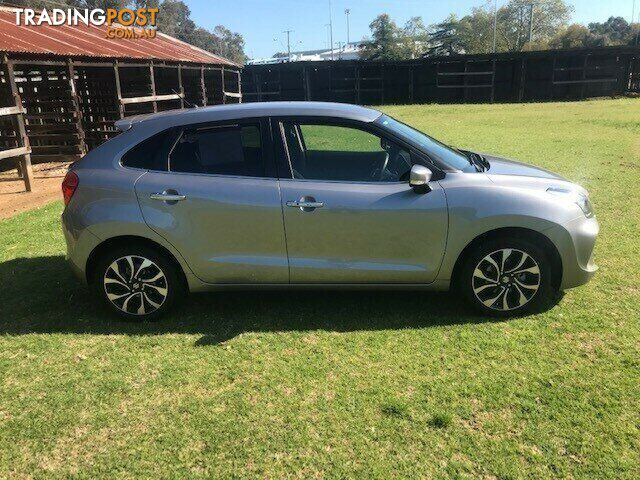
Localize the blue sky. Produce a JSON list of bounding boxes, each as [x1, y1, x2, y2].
[[187, 0, 638, 59]]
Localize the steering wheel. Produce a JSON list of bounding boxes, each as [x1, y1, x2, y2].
[[370, 139, 394, 181]]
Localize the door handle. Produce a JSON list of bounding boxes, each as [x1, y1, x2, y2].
[[286, 201, 324, 208], [150, 191, 186, 202], [286, 196, 324, 211]]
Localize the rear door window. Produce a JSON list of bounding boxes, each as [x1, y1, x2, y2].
[[121, 129, 179, 171], [169, 124, 265, 177]]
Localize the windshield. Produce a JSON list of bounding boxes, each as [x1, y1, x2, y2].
[[376, 114, 474, 172]]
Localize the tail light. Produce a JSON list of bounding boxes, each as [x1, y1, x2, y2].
[[62, 171, 79, 206]]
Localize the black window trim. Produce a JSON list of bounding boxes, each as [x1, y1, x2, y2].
[[119, 127, 181, 172], [120, 117, 278, 179]]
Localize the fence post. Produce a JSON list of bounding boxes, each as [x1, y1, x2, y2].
[[149, 61, 157, 112], [200, 66, 207, 106], [113, 61, 124, 119], [518, 58, 527, 102], [67, 58, 86, 155], [4, 55, 34, 192], [177, 64, 184, 109]]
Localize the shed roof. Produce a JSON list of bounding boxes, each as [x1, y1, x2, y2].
[[0, 7, 236, 66]]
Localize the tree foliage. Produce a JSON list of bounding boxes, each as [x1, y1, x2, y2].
[[362, 14, 403, 60], [422, 0, 638, 57], [497, 0, 572, 51], [156, 0, 246, 64], [426, 14, 465, 56], [363, 14, 430, 60]]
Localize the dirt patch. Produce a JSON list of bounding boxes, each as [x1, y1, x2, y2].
[[0, 162, 72, 220]]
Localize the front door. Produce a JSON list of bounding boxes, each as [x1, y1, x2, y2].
[[275, 120, 448, 284], [134, 119, 288, 284]]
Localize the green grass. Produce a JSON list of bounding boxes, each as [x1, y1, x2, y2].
[[1, 98, 639, 479]]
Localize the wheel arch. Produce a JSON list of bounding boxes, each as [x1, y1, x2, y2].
[[450, 227, 563, 291], [85, 235, 189, 290]]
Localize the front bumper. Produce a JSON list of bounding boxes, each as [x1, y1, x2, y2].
[[545, 214, 599, 290]]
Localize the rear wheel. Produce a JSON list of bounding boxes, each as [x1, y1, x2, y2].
[[458, 237, 558, 316], [93, 246, 182, 321]]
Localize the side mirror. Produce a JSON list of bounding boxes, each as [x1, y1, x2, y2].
[[409, 165, 432, 193]]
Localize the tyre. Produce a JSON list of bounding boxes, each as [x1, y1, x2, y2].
[[92, 245, 183, 321], [458, 237, 558, 316]]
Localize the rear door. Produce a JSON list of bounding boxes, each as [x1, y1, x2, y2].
[[131, 118, 289, 284], [274, 119, 449, 284]]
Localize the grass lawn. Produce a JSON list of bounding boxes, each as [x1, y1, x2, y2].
[[1, 98, 639, 479]]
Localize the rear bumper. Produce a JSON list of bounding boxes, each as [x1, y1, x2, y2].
[[546, 214, 599, 290], [62, 209, 102, 285]]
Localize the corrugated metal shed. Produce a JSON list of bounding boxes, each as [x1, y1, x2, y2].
[[0, 7, 242, 192], [0, 8, 235, 66]]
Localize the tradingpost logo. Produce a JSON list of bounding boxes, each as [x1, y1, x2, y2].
[[13, 8, 159, 39]]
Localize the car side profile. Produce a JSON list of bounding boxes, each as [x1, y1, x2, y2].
[[61, 102, 598, 320]]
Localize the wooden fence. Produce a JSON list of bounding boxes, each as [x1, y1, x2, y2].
[[0, 55, 241, 191], [242, 46, 640, 106]]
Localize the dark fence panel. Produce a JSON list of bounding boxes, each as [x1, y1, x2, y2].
[[242, 47, 640, 105]]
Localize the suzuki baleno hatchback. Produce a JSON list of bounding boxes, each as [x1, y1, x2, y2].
[[61, 102, 598, 320]]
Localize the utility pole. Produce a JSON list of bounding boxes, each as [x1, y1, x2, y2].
[[633, 0, 639, 46], [492, 0, 498, 53], [329, 0, 334, 60], [345, 8, 351, 45], [528, 3, 535, 45], [283, 30, 293, 61]]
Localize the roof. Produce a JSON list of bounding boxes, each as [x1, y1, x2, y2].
[[0, 7, 236, 66], [115, 102, 383, 131]]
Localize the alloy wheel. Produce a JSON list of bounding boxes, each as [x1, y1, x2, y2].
[[472, 248, 541, 311], [103, 255, 168, 315]]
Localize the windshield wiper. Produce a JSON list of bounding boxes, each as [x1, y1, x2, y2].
[[458, 149, 490, 171]]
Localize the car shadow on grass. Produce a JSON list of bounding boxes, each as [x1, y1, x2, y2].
[[1, 255, 508, 344]]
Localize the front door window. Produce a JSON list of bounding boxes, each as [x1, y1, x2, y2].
[[280, 122, 412, 182]]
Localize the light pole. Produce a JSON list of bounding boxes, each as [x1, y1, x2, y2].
[[283, 30, 293, 61], [329, 0, 334, 60], [345, 8, 351, 45]]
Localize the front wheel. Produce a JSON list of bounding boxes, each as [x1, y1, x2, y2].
[[93, 245, 182, 321], [458, 237, 559, 316]]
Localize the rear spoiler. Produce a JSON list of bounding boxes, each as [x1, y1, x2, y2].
[[114, 118, 133, 131], [114, 111, 159, 131]]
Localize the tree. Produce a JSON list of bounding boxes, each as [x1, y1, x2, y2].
[[156, 0, 246, 64], [458, 5, 497, 54], [497, 0, 572, 51], [588, 17, 634, 46], [549, 24, 592, 49], [426, 14, 466, 56], [157, 0, 195, 40], [362, 14, 406, 60], [401, 16, 429, 58], [210, 25, 246, 64], [77, 0, 129, 7]]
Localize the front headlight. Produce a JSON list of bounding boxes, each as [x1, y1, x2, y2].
[[547, 187, 594, 217]]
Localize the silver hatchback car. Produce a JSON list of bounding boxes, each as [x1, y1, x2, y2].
[[61, 102, 598, 320]]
